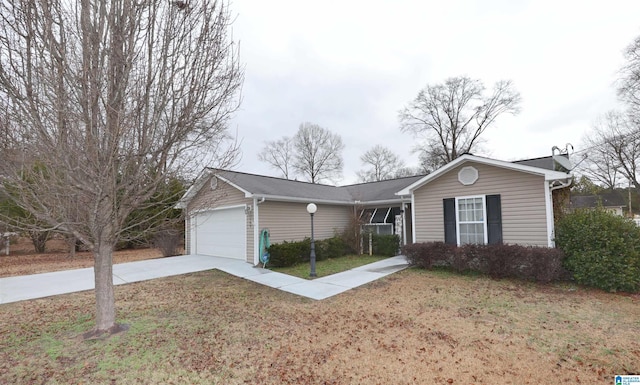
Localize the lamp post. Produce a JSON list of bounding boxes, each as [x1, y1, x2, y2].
[[306, 203, 317, 278]]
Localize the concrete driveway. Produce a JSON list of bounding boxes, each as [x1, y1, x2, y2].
[[0, 255, 409, 304]]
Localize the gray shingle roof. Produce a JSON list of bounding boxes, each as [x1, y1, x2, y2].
[[213, 169, 424, 204], [342, 175, 425, 202], [215, 169, 354, 203], [512, 155, 571, 171]]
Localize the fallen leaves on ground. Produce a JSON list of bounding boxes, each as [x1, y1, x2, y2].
[[1, 263, 639, 384], [0, 237, 163, 277]]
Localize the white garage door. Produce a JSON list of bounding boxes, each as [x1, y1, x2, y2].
[[193, 207, 246, 260]]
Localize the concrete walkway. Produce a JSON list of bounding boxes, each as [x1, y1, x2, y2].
[[0, 255, 409, 304]]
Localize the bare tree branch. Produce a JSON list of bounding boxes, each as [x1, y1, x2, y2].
[[580, 111, 640, 190], [619, 34, 640, 114], [399, 76, 521, 167], [258, 137, 294, 179], [291, 122, 344, 184], [357, 145, 408, 182]]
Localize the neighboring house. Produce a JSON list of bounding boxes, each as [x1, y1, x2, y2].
[[569, 192, 627, 216], [176, 154, 572, 264]]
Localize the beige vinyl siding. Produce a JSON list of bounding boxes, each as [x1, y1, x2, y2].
[[186, 176, 254, 263], [259, 201, 352, 243], [187, 177, 249, 212], [413, 162, 549, 246]]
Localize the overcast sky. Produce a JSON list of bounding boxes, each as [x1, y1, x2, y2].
[[227, 0, 640, 184]]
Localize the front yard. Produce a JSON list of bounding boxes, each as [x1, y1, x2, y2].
[[1, 266, 638, 384], [271, 254, 388, 278]]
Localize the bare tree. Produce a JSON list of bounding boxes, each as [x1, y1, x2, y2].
[[0, 1, 243, 334], [581, 111, 639, 189], [580, 33, 640, 193], [357, 145, 407, 182], [415, 144, 450, 175], [399, 76, 521, 167], [258, 137, 294, 179], [292, 122, 344, 183], [580, 112, 624, 189], [619, 35, 640, 114], [571, 175, 606, 195]]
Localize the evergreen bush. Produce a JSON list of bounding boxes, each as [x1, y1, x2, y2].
[[371, 234, 400, 257], [318, 235, 354, 259], [267, 239, 309, 267], [268, 235, 354, 268], [555, 208, 640, 292]]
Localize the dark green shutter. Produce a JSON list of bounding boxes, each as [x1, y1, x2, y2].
[[443, 198, 456, 245], [486, 194, 502, 244]]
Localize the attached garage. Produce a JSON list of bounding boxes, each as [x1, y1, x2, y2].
[[191, 206, 246, 260]]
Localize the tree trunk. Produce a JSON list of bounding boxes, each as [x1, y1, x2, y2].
[[67, 235, 76, 258], [29, 230, 49, 253], [93, 241, 116, 332]]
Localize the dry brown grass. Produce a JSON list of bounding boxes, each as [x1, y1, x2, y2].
[[1, 263, 638, 384], [0, 237, 164, 277]]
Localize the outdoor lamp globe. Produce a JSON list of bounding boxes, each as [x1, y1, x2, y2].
[[306, 203, 317, 214]]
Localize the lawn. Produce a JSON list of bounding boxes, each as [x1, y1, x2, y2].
[[1, 267, 638, 384], [270, 254, 388, 278]]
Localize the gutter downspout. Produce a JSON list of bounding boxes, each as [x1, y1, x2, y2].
[[400, 201, 407, 246], [411, 193, 417, 244], [253, 197, 266, 265], [546, 177, 573, 247]]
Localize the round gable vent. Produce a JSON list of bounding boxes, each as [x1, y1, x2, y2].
[[458, 166, 478, 185], [210, 176, 218, 190]]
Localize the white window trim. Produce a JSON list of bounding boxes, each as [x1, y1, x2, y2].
[[455, 195, 488, 246]]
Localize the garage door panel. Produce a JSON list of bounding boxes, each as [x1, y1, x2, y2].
[[194, 207, 245, 260]]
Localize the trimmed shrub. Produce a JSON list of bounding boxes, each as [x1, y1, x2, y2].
[[402, 242, 566, 283], [267, 239, 309, 267], [268, 235, 354, 268], [317, 235, 354, 259], [402, 242, 456, 269], [450, 246, 470, 273], [555, 208, 640, 292], [372, 234, 400, 257], [459, 243, 489, 272], [529, 247, 569, 283], [482, 243, 515, 279]]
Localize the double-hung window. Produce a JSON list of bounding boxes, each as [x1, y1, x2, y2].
[[456, 196, 486, 245], [443, 194, 502, 246]]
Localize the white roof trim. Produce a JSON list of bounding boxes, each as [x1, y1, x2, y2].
[[174, 170, 252, 209], [174, 169, 212, 209], [357, 198, 412, 206], [396, 154, 571, 196], [250, 194, 354, 206], [246, 196, 411, 207]]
